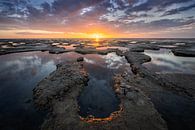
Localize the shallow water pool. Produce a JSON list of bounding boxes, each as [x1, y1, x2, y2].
[[143, 49, 195, 74]]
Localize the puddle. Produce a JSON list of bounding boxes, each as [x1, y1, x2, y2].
[[158, 45, 177, 48], [175, 43, 186, 46], [78, 52, 130, 118], [143, 49, 195, 74], [96, 46, 129, 53], [57, 44, 76, 50]]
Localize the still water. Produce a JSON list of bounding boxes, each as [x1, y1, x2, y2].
[[0, 51, 83, 130], [78, 53, 130, 118], [143, 48, 195, 130], [144, 49, 195, 74], [0, 51, 130, 129]]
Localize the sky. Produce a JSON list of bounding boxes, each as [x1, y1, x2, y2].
[[0, 0, 195, 38]]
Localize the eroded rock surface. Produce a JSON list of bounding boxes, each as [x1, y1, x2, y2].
[[33, 60, 167, 130], [159, 74, 195, 98], [33, 62, 88, 110], [172, 49, 195, 57]]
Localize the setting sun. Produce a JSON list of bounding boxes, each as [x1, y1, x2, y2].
[[90, 33, 104, 42], [0, 0, 195, 130], [91, 33, 103, 39]]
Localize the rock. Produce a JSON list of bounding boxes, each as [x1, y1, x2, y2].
[[75, 47, 116, 55], [33, 62, 88, 109], [130, 47, 144, 52], [124, 51, 151, 65], [172, 49, 195, 57], [48, 47, 67, 54], [0, 43, 69, 55], [159, 73, 195, 98], [112, 74, 168, 130], [77, 57, 84, 62], [130, 45, 160, 52], [32, 60, 167, 130]]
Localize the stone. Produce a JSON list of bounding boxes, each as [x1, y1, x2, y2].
[[77, 57, 84, 62]]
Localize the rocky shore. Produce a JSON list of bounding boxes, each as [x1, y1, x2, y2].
[[33, 60, 167, 130], [1, 39, 195, 130]]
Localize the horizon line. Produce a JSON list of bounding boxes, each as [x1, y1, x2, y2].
[[1, 37, 195, 40]]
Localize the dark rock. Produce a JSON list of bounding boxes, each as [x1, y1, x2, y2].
[[75, 47, 116, 55], [124, 51, 151, 65], [33, 62, 88, 109], [48, 47, 67, 54], [77, 57, 84, 62], [172, 49, 195, 57], [130, 47, 144, 52], [159, 73, 195, 98], [130, 45, 160, 52], [112, 75, 168, 130]]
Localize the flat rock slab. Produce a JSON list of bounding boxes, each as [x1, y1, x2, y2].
[[124, 51, 151, 65], [33, 61, 167, 130], [130, 44, 160, 52], [159, 74, 195, 98], [75, 47, 117, 55], [0, 46, 68, 55], [172, 49, 195, 57]]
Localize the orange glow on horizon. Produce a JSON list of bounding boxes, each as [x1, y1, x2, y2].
[[90, 33, 104, 42], [0, 26, 148, 39]]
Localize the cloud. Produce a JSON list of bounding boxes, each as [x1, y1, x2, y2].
[[0, 0, 195, 38], [162, 3, 195, 16], [80, 6, 94, 15], [15, 30, 64, 35]]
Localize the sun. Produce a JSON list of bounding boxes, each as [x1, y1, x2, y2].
[[90, 33, 103, 42]]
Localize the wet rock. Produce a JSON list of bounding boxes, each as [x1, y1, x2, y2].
[[122, 51, 151, 75], [124, 51, 151, 65], [120, 49, 194, 99], [75, 47, 97, 54], [113, 75, 168, 130], [159, 73, 195, 98], [172, 49, 195, 57], [75, 47, 116, 55], [48, 47, 67, 54], [33, 62, 88, 109], [130, 47, 144, 52], [77, 57, 84, 62], [32, 60, 167, 130], [0, 44, 69, 55], [130, 45, 160, 52]]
